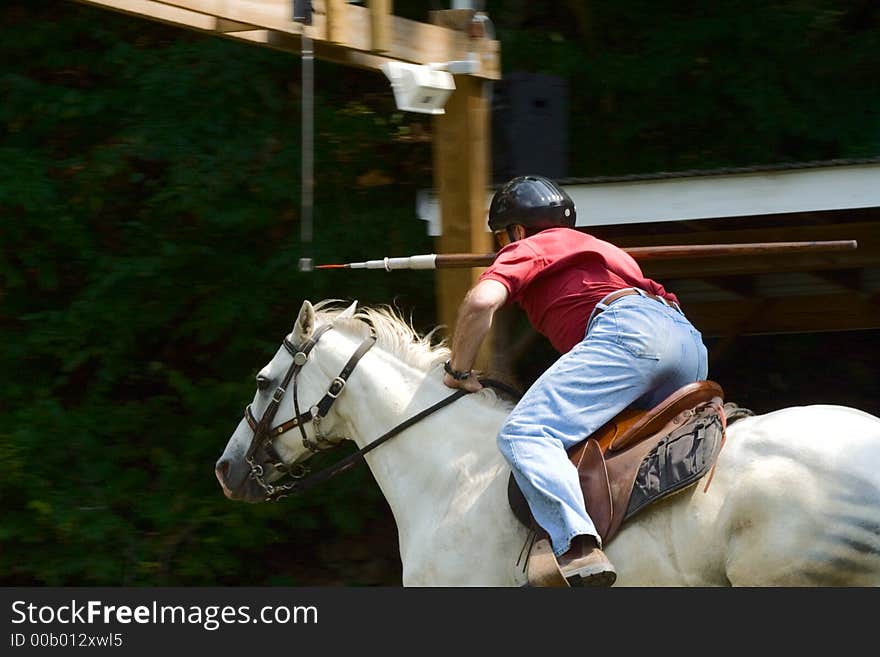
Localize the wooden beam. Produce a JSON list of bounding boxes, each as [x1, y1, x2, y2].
[[73, 0, 501, 78], [433, 74, 493, 367]]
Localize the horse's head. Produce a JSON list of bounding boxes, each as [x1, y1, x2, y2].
[[215, 299, 364, 502]]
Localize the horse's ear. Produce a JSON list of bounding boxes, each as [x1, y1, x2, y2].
[[337, 300, 358, 320], [292, 300, 316, 343]]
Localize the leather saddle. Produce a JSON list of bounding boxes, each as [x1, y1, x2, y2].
[[508, 380, 727, 584]]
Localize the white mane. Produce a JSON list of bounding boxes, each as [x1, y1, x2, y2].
[[312, 300, 514, 411], [313, 300, 448, 371]]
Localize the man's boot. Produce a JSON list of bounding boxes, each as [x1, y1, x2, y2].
[[557, 534, 617, 587]]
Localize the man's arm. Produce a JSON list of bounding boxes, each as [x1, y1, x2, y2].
[[443, 278, 509, 392]]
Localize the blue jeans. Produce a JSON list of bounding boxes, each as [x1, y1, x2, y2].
[[497, 290, 709, 556]]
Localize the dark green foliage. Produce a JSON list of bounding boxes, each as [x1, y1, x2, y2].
[[1, 1, 434, 585], [2, 0, 878, 585]]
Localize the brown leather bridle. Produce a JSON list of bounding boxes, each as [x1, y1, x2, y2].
[[241, 320, 520, 502], [243, 323, 376, 500]]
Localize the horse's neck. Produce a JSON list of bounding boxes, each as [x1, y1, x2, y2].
[[341, 348, 508, 506], [337, 348, 523, 581]]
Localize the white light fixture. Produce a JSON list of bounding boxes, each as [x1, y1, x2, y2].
[[381, 61, 457, 115]]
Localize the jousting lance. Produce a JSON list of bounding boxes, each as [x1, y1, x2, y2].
[[315, 240, 858, 271]]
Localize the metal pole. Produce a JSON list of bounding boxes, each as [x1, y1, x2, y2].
[[296, 2, 314, 271]]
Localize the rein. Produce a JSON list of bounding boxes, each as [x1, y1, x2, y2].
[[242, 316, 521, 502], [264, 388, 468, 499], [263, 377, 520, 501]]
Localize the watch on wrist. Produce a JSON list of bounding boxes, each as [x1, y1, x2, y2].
[[444, 360, 471, 381]]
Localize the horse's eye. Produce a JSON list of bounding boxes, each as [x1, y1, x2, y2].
[[256, 375, 270, 390]]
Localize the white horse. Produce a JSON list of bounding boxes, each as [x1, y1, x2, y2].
[[216, 300, 880, 586]]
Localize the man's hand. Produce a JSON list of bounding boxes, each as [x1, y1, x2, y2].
[[443, 370, 483, 392]]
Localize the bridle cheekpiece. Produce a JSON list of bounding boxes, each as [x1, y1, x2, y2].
[[243, 322, 376, 500]]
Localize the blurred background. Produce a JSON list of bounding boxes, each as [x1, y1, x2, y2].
[[2, 0, 878, 586]]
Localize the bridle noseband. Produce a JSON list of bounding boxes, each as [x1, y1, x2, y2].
[[243, 322, 376, 500]]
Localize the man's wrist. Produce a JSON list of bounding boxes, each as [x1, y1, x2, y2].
[[444, 360, 471, 381]]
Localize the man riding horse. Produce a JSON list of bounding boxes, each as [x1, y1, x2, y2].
[[441, 175, 710, 586]]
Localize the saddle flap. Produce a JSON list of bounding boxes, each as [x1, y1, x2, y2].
[[575, 439, 613, 541], [510, 438, 617, 544]]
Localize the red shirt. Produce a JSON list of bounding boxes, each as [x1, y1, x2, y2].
[[479, 227, 679, 353]]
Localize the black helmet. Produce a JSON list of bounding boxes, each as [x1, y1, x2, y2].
[[488, 175, 576, 232]]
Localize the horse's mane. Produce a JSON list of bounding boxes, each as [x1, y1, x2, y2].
[[314, 300, 450, 373], [312, 300, 514, 411]]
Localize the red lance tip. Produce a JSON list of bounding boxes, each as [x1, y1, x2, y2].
[[314, 263, 350, 269]]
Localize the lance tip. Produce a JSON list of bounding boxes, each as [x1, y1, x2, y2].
[[314, 263, 349, 269]]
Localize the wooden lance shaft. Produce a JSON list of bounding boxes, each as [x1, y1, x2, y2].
[[315, 240, 858, 270]]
